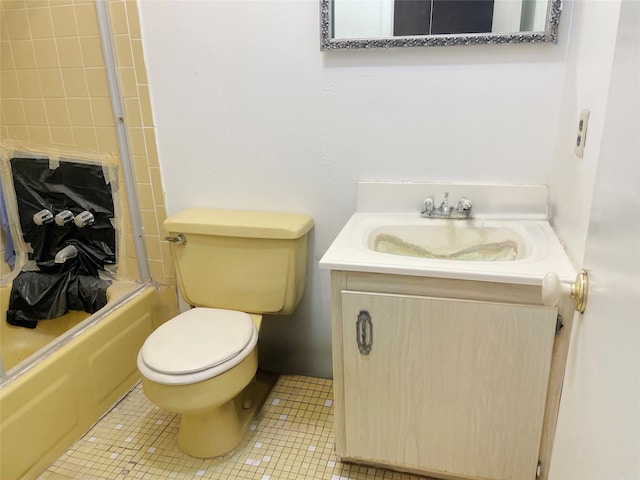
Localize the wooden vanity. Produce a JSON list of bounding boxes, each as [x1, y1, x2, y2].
[[328, 270, 574, 480]]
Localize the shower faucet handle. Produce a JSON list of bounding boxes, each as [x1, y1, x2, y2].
[[55, 210, 75, 226], [33, 209, 53, 225], [74, 211, 95, 228]]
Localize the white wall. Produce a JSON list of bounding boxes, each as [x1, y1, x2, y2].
[[138, 0, 568, 377], [549, 0, 622, 264]]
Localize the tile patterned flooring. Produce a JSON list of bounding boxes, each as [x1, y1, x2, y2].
[[39, 375, 432, 480]]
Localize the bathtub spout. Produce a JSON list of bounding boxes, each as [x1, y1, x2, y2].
[[55, 245, 78, 264]]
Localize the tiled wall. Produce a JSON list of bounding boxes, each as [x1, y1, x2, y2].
[[0, 0, 176, 318]]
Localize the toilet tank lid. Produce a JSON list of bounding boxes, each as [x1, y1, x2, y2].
[[164, 208, 314, 239]]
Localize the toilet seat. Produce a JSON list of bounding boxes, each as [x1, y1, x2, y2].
[[137, 308, 258, 385]]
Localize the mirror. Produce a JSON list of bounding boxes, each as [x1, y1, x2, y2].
[[321, 0, 562, 49]]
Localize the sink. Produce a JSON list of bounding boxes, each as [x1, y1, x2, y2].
[[319, 213, 577, 285], [369, 223, 527, 261]]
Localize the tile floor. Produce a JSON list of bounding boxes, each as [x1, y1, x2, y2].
[[39, 375, 432, 480]]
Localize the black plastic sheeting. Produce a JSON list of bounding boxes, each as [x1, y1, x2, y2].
[[7, 271, 111, 328], [7, 157, 116, 328]]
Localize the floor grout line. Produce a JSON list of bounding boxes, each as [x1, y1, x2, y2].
[[38, 375, 432, 480]]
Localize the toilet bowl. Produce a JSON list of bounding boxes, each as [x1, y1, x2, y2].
[[136, 208, 313, 458], [137, 308, 263, 458]]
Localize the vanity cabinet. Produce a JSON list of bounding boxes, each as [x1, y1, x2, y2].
[[330, 271, 574, 480]]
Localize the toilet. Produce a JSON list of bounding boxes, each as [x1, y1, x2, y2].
[[136, 208, 313, 458]]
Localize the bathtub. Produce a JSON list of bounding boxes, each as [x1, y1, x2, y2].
[[0, 280, 161, 480]]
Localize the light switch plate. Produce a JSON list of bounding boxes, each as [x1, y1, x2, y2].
[[575, 109, 590, 158]]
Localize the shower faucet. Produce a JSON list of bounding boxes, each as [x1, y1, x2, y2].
[[421, 192, 473, 219], [54, 245, 78, 264]]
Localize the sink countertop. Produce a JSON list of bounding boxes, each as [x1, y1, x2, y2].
[[319, 212, 577, 286]]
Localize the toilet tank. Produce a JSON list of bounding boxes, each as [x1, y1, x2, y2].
[[164, 208, 313, 315]]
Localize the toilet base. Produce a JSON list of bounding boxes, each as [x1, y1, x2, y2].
[[177, 372, 276, 458]]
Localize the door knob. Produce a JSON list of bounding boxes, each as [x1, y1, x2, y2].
[[542, 270, 588, 313]]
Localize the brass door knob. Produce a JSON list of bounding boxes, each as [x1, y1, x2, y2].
[[542, 270, 589, 313]]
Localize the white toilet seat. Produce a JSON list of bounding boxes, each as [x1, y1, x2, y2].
[[137, 308, 258, 385]]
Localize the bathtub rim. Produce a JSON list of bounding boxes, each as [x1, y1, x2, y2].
[[1, 282, 150, 388]]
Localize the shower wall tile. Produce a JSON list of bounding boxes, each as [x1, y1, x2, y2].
[[113, 35, 133, 67], [144, 234, 161, 260], [117, 66, 136, 97], [148, 259, 165, 284], [33, 39, 60, 68], [74, 4, 100, 36], [11, 39, 36, 68], [138, 86, 153, 127], [39, 69, 66, 98], [136, 183, 154, 210], [131, 41, 146, 84], [67, 98, 93, 125], [140, 209, 159, 237], [0, 0, 176, 306], [27, 7, 55, 39], [160, 243, 174, 276], [95, 126, 118, 152], [108, 1, 127, 35], [0, 71, 20, 97], [61, 68, 89, 97], [149, 168, 164, 206], [1, 41, 15, 69], [16, 69, 43, 97], [157, 284, 177, 310], [56, 37, 84, 68], [4, 9, 31, 40], [124, 97, 142, 127], [131, 155, 150, 183], [6, 126, 28, 139], [71, 126, 97, 149], [84, 67, 109, 97], [90, 97, 114, 127], [2, 98, 26, 124], [125, 1, 141, 39], [28, 125, 51, 144], [79, 36, 104, 67], [50, 126, 74, 146], [44, 98, 71, 126], [22, 98, 48, 125], [144, 128, 159, 166], [50, 5, 79, 37]]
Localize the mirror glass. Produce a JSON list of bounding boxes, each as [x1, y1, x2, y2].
[[321, 0, 562, 49]]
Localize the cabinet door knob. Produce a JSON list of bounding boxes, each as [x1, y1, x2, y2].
[[542, 270, 588, 313], [356, 310, 373, 355]]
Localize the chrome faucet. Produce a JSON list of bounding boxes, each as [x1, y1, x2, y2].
[[421, 192, 473, 219], [54, 245, 78, 264], [440, 192, 450, 216]]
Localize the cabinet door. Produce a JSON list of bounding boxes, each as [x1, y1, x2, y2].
[[341, 291, 557, 480]]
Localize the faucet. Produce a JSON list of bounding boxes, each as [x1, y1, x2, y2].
[[55, 245, 78, 264], [421, 192, 473, 219], [440, 192, 450, 216]]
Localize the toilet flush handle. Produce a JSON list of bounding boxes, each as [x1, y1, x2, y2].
[[164, 234, 186, 245]]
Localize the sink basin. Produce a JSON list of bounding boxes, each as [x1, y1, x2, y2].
[[319, 213, 577, 285], [369, 224, 526, 261]]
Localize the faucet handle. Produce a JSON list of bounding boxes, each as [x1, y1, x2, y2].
[[458, 197, 473, 212], [422, 196, 435, 215]]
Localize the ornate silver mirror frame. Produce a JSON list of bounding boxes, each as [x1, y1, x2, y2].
[[320, 0, 562, 50]]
